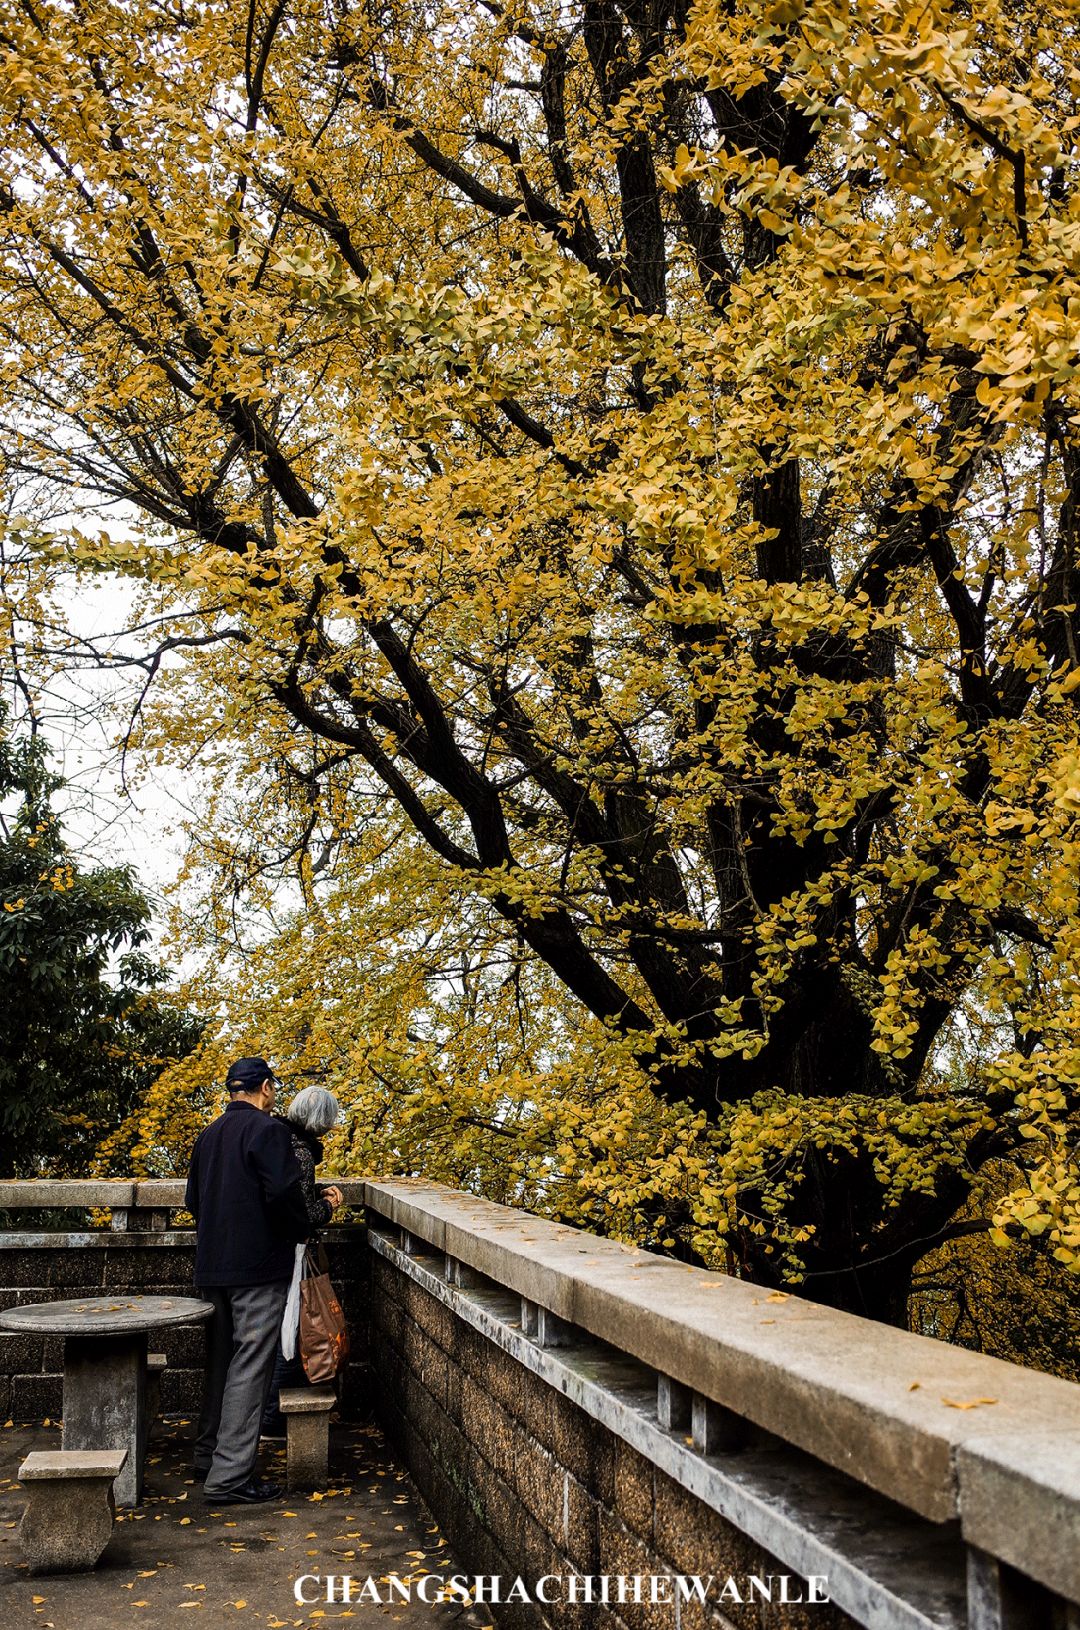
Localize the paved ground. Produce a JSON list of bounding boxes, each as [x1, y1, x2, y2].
[[1, 1416, 490, 1630]]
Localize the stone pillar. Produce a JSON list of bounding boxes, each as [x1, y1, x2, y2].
[[445, 1256, 478, 1288], [535, 1306, 575, 1347], [146, 1353, 167, 1424], [691, 1392, 746, 1454], [967, 1546, 1056, 1630], [657, 1374, 691, 1431], [62, 1332, 147, 1507]]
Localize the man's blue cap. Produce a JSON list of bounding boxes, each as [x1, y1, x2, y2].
[[225, 1056, 274, 1092]]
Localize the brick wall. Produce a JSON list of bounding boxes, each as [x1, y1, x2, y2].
[[0, 1228, 370, 1420], [369, 1254, 859, 1630]]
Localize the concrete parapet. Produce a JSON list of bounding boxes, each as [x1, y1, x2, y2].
[[2, 1177, 1077, 1628], [364, 1178, 1080, 1630], [363, 1181, 1079, 1527], [0, 1181, 136, 1210], [132, 1180, 186, 1208], [0, 1224, 369, 1426], [956, 1429, 1080, 1609], [1, 1176, 368, 1223]]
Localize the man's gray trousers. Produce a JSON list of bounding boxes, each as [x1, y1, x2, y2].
[[196, 1281, 288, 1494]]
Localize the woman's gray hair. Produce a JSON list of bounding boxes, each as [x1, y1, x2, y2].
[[285, 1085, 342, 1136]]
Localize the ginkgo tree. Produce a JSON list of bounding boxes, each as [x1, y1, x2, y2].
[[2, 0, 1080, 1321]]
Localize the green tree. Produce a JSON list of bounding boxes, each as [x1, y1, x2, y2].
[[0, 713, 201, 1176]]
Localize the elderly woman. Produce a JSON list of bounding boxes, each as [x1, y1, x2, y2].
[[260, 1086, 344, 1437]]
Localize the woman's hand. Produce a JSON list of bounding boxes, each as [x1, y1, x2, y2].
[[322, 1184, 344, 1211]]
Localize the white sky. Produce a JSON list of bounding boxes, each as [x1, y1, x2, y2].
[[25, 572, 192, 918]]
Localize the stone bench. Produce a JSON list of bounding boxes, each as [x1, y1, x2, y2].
[[18, 1448, 128, 1574], [279, 1386, 335, 1489], [147, 1351, 167, 1422]]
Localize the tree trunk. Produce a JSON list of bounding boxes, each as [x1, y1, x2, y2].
[[736, 1145, 983, 1328]]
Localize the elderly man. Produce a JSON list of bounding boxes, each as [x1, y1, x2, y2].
[[185, 1056, 310, 1503]]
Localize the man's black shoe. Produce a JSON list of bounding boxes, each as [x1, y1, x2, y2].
[[188, 1463, 210, 1481], [203, 1478, 283, 1505]]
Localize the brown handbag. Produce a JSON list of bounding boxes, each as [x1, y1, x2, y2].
[[299, 1248, 350, 1383]]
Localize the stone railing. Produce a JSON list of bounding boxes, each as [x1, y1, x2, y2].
[[362, 1180, 1080, 1630], [1, 1178, 1078, 1630], [0, 1179, 369, 1418], [0, 1177, 368, 1230]]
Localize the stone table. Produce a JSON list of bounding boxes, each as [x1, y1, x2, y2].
[[0, 1294, 213, 1507]]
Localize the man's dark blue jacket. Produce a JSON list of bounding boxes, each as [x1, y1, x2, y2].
[[185, 1100, 311, 1286]]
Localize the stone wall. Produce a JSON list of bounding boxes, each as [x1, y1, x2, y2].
[[0, 1228, 371, 1421], [371, 1252, 858, 1630]]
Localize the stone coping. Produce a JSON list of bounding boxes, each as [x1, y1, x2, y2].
[[19, 1449, 127, 1480], [0, 1181, 138, 1207], [0, 1178, 367, 1209], [363, 1178, 1080, 1584], [954, 1429, 1080, 1607], [0, 1225, 364, 1249]]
